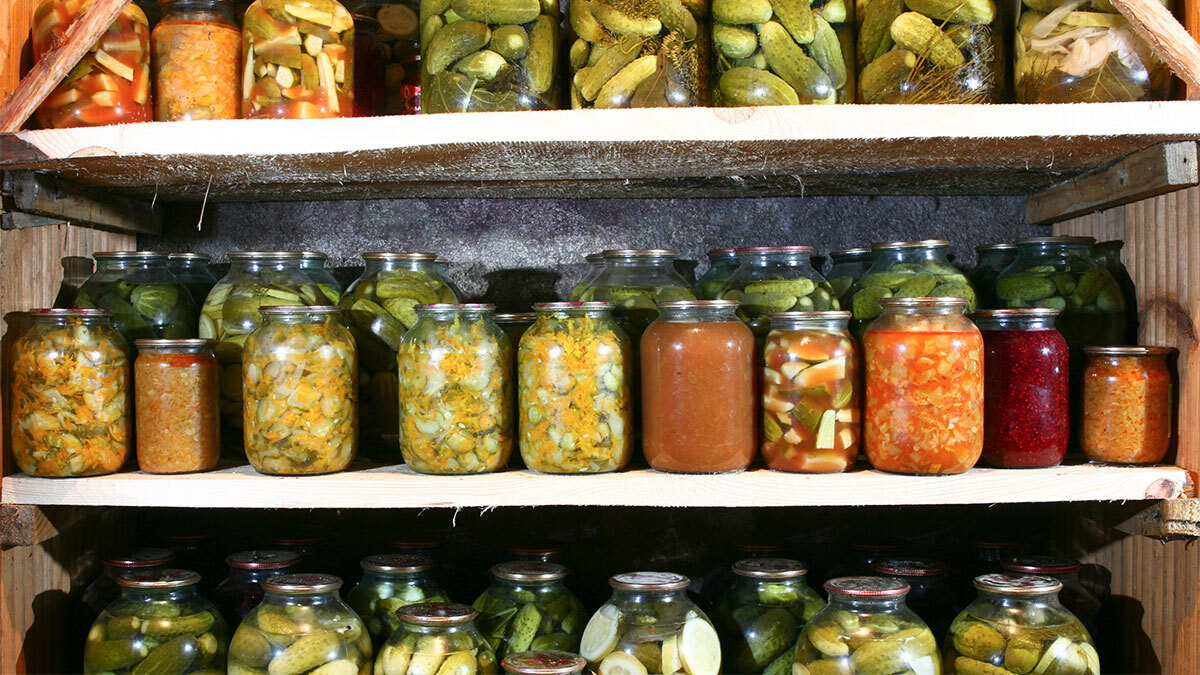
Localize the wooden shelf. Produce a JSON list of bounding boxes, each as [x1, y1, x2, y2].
[[1, 102, 1198, 201], [0, 463, 1191, 509]]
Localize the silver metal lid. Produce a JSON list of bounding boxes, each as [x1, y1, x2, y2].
[[1014, 236, 1095, 245], [30, 308, 113, 318], [734, 245, 814, 254], [502, 651, 588, 675], [609, 572, 689, 591], [117, 569, 200, 589], [228, 251, 304, 260], [533, 301, 614, 311], [396, 602, 477, 625], [706, 248, 738, 257], [168, 253, 211, 261], [600, 249, 677, 258], [95, 251, 170, 259], [824, 576, 910, 597], [492, 562, 568, 582], [361, 554, 433, 574], [869, 558, 949, 577], [134, 338, 216, 351], [830, 247, 871, 258], [1001, 555, 1082, 575], [102, 547, 176, 568], [1083, 345, 1174, 357], [974, 574, 1063, 595], [585, 252, 606, 262], [362, 252, 437, 261], [226, 550, 301, 570], [261, 573, 342, 593], [975, 243, 1017, 252], [259, 305, 340, 315], [732, 558, 808, 579], [871, 240, 949, 250], [298, 251, 329, 260]]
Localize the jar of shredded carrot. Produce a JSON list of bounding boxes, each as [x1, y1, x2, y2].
[[152, 0, 241, 120], [134, 338, 220, 473], [863, 297, 984, 475], [1081, 346, 1173, 464]]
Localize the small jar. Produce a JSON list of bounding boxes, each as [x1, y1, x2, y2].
[[168, 253, 219, 306], [134, 339, 220, 474], [864, 297, 984, 475], [519, 302, 633, 474], [213, 550, 301, 627], [82, 548, 177, 618], [969, 243, 1017, 309], [642, 300, 755, 473], [152, 0, 241, 120], [712, 558, 825, 674], [242, 306, 358, 475], [720, 247, 841, 341], [826, 247, 872, 309], [947, 574, 1097, 675], [568, 253, 606, 302], [849, 240, 977, 337], [580, 249, 697, 343], [83, 569, 228, 675], [694, 249, 741, 300], [474, 562, 587, 658], [1000, 556, 1101, 638], [505, 543, 567, 565], [354, 14, 387, 117], [580, 572, 720, 674], [503, 650, 587, 675], [346, 554, 448, 649], [229, 574, 372, 673], [300, 251, 344, 304], [75, 251, 199, 344], [1081, 346, 1173, 464], [794, 577, 939, 675], [869, 557, 958, 640], [375, 603, 498, 675], [398, 304, 514, 474], [762, 311, 860, 473], [11, 309, 131, 477]]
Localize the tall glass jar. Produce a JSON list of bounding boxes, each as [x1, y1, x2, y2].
[[375, 603, 498, 675], [11, 309, 131, 477], [84, 569, 228, 675], [762, 311, 860, 473], [720, 246, 841, 340], [1081, 346, 1173, 464], [1092, 240, 1139, 343], [503, 650, 587, 675], [152, 0, 241, 120], [519, 302, 633, 474], [398, 304, 513, 474], [969, 243, 1016, 309], [83, 548, 177, 618], [580, 572, 721, 675], [75, 251, 198, 344], [228, 574, 372, 673], [1000, 556, 1101, 638], [712, 558, 825, 675], [580, 249, 697, 343], [346, 554, 448, 649], [694, 249, 740, 300], [300, 251, 344, 304], [354, 13, 387, 117], [864, 297, 984, 475], [213, 550, 301, 629], [168, 253, 219, 306], [241, 0, 354, 118], [134, 339, 220, 474], [849, 240, 976, 337], [869, 557, 958, 640], [242, 306, 357, 474], [33, 0, 152, 127], [473, 562, 587, 658], [946, 574, 1097, 675], [826, 247, 871, 309], [568, 253, 606, 301], [642, 301, 756, 473]]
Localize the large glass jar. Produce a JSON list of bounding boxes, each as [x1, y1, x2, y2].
[[398, 304, 513, 474], [503, 650, 587, 675], [134, 338, 220, 474], [827, 247, 871, 309], [84, 569, 228, 675], [375, 603, 498, 675], [580, 572, 721, 675], [168, 253, 219, 306], [580, 249, 697, 343], [720, 246, 841, 340], [32, 0, 152, 128], [420, 0, 560, 112], [969, 243, 1016, 310], [696, 541, 789, 611], [762, 311, 860, 473], [568, 253, 606, 301], [83, 548, 177, 618], [1081, 346, 1173, 464], [518, 302, 633, 474], [354, 13, 388, 116], [946, 574, 1097, 675], [11, 309, 131, 477], [157, 532, 222, 595], [869, 557, 958, 640], [346, 554, 448, 649], [228, 574, 372, 673], [300, 251, 344, 304], [712, 558, 825, 675], [473, 562, 587, 658], [268, 533, 328, 568], [713, 0, 853, 105], [849, 240, 976, 338], [642, 301, 756, 473], [1000, 556, 1101, 638], [864, 297, 983, 475], [794, 577, 940, 675], [213, 550, 301, 628], [242, 305, 358, 474], [75, 251, 199, 344], [694, 249, 740, 300], [152, 0, 241, 120], [241, 0, 355, 118], [356, 0, 421, 114]]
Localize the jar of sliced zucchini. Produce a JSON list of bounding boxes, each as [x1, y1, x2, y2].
[[375, 603, 499, 675], [473, 562, 588, 659], [346, 554, 449, 650]]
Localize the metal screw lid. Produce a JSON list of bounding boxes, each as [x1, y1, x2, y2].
[[975, 573, 1063, 595], [825, 576, 911, 598], [1001, 555, 1082, 575], [396, 602, 478, 625], [362, 554, 434, 574], [261, 573, 342, 594], [732, 558, 809, 579], [869, 557, 949, 577], [102, 547, 176, 568], [117, 568, 201, 589], [492, 562, 569, 582], [226, 550, 301, 571], [609, 572, 690, 591], [502, 650, 588, 675]]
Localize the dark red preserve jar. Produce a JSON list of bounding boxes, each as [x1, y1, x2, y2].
[[974, 309, 1069, 468]]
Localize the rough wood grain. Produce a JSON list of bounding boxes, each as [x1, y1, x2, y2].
[[1109, 0, 1200, 93], [2, 172, 163, 235], [1116, 498, 1200, 537], [0, 505, 90, 547], [0, 0, 36, 105]]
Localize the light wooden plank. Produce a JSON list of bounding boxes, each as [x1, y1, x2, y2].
[[1109, 0, 1200, 92]]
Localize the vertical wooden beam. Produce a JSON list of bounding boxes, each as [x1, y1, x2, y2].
[[0, 0, 36, 103]]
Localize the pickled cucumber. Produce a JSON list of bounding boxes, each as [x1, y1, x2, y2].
[[993, 260, 1126, 347], [473, 568, 586, 659], [848, 253, 975, 332]]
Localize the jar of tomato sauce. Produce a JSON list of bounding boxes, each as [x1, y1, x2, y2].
[[641, 300, 755, 473], [974, 309, 1069, 468], [864, 297, 983, 475], [1081, 346, 1174, 464]]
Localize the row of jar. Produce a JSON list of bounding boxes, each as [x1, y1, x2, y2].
[[34, 0, 1177, 130]]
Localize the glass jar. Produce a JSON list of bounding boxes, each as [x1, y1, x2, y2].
[[420, 0, 560, 112], [268, 534, 327, 567], [213, 550, 301, 628], [693, 249, 740, 300], [33, 0, 152, 128], [55, 256, 94, 308], [973, 309, 1069, 468], [152, 0, 240, 120], [229, 574, 372, 673], [354, 14, 387, 116], [826, 247, 871, 309], [864, 297, 984, 475], [157, 532, 222, 593], [1092, 240, 1139, 343], [375, 603, 498, 675], [714, 0, 853, 105], [11, 309, 131, 477], [503, 650, 587, 675], [347, 554, 449, 649], [720, 246, 841, 340], [75, 251, 199, 344], [83, 548, 177, 618], [567, 0, 709, 108], [969, 243, 1016, 310], [398, 303, 514, 474], [1000, 556, 1101, 638], [242, 305, 358, 474], [519, 302, 633, 474], [168, 253, 219, 306], [505, 543, 567, 565], [794, 577, 939, 675], [1081, 346, 1173, 464], [357, 0, 421, 114], [712, 558, 826, 675], [947, 574, 1097, 675], [849, 240, 976, 337], [241, 0, 354, 118], [473, 562, 587, 658], [642, 301, 756, 473], [967, 539, 1027, 585], [134, 339, 220, 474], [300, 251, 344, 304], [569, 253, 606, 302], [762, 311, 860, 473], [580, 249, 697, 343], [869, 557, 958, 640], [495, 313, 537, 347], [825, 541, 905, 580], [580, 572, 721, 675], [84, 569, 228, 675], [434, 258, 466, 300]]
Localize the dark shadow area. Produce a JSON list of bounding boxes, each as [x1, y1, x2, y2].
[[477, 268, 562, 311]]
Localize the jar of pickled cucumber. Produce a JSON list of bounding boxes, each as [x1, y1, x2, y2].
[[74, 251, 199, 344], [84, 569, 229, 675], [795, 577, 939, 675], [580, 572, 722, 675], [503, 650, 588, 675], [421, 0, 561, 112], [168, 253, 219, 306], [356, 0, 421, 114], [83, 548, 177, 619], [568, 253, 606, 301], [242, 305, 358, 475], [693, 249, 739, 300], [346, 554, 449, 649], [213, 550, 301, 628], [55, 256, 94, 308], [712, 558, 826, 675], [375, 603, 498, 675], [473, 562, 587, 658], [947, 574, 1098, 675], [826, 247, 871, 309], [1000, 556, 1101, 639], [849, 240, 976, 337], [580, 249, 697, 343], [969, 243, 1017, 310], [300, 251, 344, 304], [825, 540, 905, 580], [229, 574, 372, 673], [719, 246, 840, 340], [869, 557, 958, 640], [398, 303, 514, 474], [1092, 240, 1138, 343]]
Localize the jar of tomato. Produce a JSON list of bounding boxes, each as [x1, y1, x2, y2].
[[974, 309, 1069, 468], [863, 297, 983, 475], [152, 0, 241, 120], [641, 300, 755, 473], [1081, 346, 1174, 464], [134, 338, 220, 473]]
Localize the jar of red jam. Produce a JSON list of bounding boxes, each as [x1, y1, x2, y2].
[[974, 309, 1069, 468], [1081, 346, 1174, 464]]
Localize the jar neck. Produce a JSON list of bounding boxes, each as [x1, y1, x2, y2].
[[263, 589, 339, 605], [979, 589, 1060, 607], [974, 315, 1058, 331], [872, 245, 949, 265], [1093, 354, 1166, 368], [733, 575, 807, 594], [977, 250, 1016, 266], [417, 307, 492, 322], [828, 594, 907, 613], [31, 314, 113, 328], [707, 252, 738, 267], [96, 257, 169, 272], [364, 569, 428, 584], [536, 307, 613, 321], [611, 587, 689, 604], [159, 0, 236, 24], [657, 304, 739, 322], [604, 256, 676, 272], [494, 577, 558, 590], [364, 257, 437, 275], [232, 257, 303, 274], [262, 310, 338, 325], [740, 251, 816, 270], [139, 345, 214, 357], [1016, 241, 1092, 262], [120, 585, 198, 603], [831, 251, 870, 265], [879, 303, 963, 317], [769, 317, 849, 332]]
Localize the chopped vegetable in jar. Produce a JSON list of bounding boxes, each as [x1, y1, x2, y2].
[[1081, 346, 1173, 464], [152, 0, 242, 120], [134, 339, 221, 474]]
